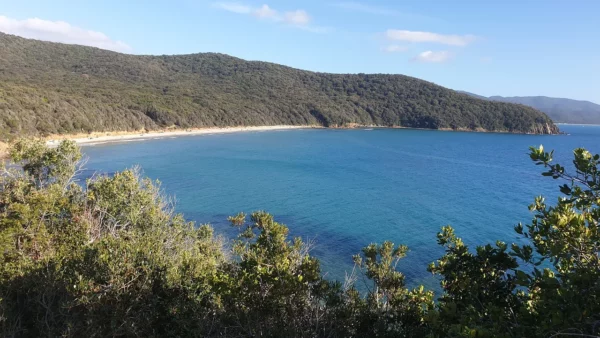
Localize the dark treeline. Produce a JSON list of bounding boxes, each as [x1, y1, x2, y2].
[[0, 32, 558, 139]]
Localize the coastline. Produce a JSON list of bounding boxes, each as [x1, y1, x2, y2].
[[45, 125, 315, 146], [0, 123, 562, 159], [42, 122, 563, 147], [555, 123, 600, 126]]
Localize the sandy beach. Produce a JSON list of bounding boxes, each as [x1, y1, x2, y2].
[[45, 125, 313, 146]]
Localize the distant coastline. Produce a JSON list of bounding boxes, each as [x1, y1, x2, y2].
[[0, 123, 563, 157], [45, 125, 314, 146], [556, 123, 600, 126], [0, 123, 562, 159], [43, 123, 562, 149]]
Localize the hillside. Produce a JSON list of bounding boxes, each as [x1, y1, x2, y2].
[[0, 32, 558, 138], [490, 96, 600, 124], [459, 91, 600, 124]]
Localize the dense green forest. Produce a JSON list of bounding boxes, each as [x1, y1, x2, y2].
[[459, 91, 600, 124], [1, 139, 599, 337], [0, 32, 558, 138]]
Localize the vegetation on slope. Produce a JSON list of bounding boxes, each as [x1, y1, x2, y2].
[[489, 96, 600, 125], [0, 32, 558, 138], [459, 91, 600, 124], [1, 139, 599, 337]]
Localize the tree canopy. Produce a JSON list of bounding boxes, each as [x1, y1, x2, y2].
[[0, 32, 558, 139]]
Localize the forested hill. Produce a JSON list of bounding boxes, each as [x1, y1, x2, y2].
[[489, 96, 600, 125], [459, 91, 600, 125], [0, 32, 558, 138]]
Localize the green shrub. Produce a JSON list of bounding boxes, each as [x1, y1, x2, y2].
[[0, 140, 598, 337]]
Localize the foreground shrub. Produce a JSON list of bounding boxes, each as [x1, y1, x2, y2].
[[0, 139, 225, 336], [0, 140, 598, 337]]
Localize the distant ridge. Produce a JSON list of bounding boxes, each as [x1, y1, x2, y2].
[[0, 32, 558, 138], [458, 91, 600, 125]]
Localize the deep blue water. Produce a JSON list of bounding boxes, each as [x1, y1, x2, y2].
[[81, 125, 600, 288]]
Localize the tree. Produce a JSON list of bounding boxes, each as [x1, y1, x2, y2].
[[516, 146, 600, 336], [428, 146, 600, 337], [1, 140, 599, 337], [0, 139, 224, 337]]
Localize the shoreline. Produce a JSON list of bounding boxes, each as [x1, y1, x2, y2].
[[43, 123, 563, 147], [45, 125, 315, 146], [555, 123, 600, 126], [11, 122, 561, 150], [0, 123, 562, 158]]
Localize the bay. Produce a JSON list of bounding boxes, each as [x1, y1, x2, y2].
[[81, 125, 600, 287]]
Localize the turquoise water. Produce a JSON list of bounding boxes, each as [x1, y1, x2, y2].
[[81, 125, 600, 287]]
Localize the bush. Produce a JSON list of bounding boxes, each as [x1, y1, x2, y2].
[[0, 140, 598, 337]]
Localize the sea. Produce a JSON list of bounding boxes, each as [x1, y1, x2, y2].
[[80, 124, 600, 288]]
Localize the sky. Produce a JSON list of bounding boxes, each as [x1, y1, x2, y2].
[[1, 0, 599, 103]]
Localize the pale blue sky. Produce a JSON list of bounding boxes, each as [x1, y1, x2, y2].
[[1, 0, 598, 103]]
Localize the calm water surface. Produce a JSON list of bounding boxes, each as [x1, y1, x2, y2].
[[81, 125, 600, 287]]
